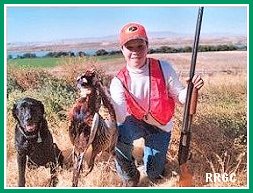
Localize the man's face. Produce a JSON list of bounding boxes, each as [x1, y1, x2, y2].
[[121, 39, 148, 69]]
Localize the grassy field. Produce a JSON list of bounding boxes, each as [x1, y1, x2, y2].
[[6, 51, 247, 187], [8, 57, 61, 69], [7, 54, 123, 69]]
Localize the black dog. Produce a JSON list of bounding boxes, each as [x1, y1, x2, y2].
[[12, 97, 63, 187]]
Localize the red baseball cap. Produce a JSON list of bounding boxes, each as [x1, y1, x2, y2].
[[119, 22, 148, 46]]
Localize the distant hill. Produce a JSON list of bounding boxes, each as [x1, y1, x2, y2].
[[7, 31, 247, 53]]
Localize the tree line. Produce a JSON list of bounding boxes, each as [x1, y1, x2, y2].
[[8, 44, 247, 59]]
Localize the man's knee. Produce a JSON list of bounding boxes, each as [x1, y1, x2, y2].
[[146, 156, 165, 179], [146, 166, 164, 179]]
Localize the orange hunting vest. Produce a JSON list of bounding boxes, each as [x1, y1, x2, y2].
[[117, 58, 175, 125]]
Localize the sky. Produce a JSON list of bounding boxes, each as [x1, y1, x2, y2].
[[6, 5, 248, 43]]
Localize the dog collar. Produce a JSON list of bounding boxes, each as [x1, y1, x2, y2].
[[18, 125, 42, 143]]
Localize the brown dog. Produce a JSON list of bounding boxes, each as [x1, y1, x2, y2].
[[68, 71, 118, 187]]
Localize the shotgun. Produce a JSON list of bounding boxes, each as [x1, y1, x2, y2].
[[178, 7, 204, 186]]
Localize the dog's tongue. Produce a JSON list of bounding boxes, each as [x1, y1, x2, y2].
[[26, 124, 36, 132]]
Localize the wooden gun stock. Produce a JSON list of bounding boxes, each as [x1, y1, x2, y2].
[[190, 89, 198, 115]]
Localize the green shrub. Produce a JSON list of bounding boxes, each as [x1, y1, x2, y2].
[[7, 66, 77, 122], [198, 82, 247, 145], [7, 76, 24, 95]]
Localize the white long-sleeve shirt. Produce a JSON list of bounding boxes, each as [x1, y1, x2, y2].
[[110, 58, 187, 132]]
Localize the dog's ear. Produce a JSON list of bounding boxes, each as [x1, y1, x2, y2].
[[84, 69, 96, 78], [37, 100, 45, 115], [12, 103, 18, 120], [90, 71, 101, 86], [83, 69, 97, 86]]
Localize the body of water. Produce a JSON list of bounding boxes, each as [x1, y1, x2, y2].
[[7, 49, 98, 58]]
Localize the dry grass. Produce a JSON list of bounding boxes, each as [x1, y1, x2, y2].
[[6, 51, 247, 188], [151, 51, 247, 77]]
